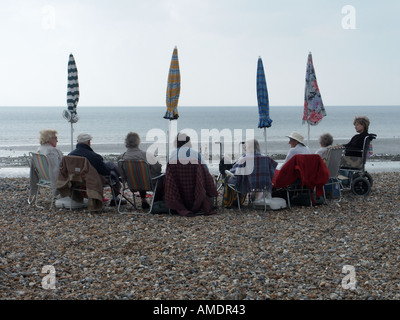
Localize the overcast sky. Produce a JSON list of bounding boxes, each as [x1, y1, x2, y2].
[[0, 0, 399, 107]]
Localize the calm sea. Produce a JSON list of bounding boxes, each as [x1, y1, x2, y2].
[[0, 106, 399, 158]]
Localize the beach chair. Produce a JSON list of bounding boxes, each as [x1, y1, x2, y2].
[[28, 152, 56, 210], [164, 162, 218, 216], [118, 159, 164, 214], [273, 154, 329, 209], [222, 155, 279, 213], [323, 146, 345, 202], [56, 156, 107, 212], [339, 133, 376, 196]]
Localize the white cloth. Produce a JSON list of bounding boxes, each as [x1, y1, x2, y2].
[[168, 147, 208, 169], [284, 144, 311, 164], [315, 147, 328, 161]]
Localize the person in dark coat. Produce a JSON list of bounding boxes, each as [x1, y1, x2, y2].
[[69, 133, 125, 207], [344, 116, 370, 157]]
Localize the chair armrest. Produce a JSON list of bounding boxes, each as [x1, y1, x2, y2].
[[152, 173, 166, 181]]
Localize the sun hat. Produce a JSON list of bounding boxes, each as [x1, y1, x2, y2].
[[77, 133, 93, 143], [286, 131, 305, 145]]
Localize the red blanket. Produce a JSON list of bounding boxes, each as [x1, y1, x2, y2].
[[273, 154, 329, 202]]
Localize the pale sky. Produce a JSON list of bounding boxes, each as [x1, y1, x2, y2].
[[0, 0, 399, 107]]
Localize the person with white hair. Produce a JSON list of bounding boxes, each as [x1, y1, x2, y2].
[[30, 129, 64, 195], [69, 133, 125, 207], [283, 131, 311, 164]]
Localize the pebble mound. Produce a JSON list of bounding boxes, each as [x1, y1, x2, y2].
[[1, 173, 400, 300]]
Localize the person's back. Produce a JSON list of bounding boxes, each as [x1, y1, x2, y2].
[[69, 134, 110, 176]]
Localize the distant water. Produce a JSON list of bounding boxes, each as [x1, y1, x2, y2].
[[0, 106, 399, 158]]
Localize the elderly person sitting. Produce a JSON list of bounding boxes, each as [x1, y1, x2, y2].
[[284, 131, 311, 164], [223, 139, 277, 208], [69, 133, 125, 207], [344, 116, 370, 157], [315, 133, 333, 161], [118, 132, 163, 210], [168, 132, 208, 169], [30, 129, 64, 196]]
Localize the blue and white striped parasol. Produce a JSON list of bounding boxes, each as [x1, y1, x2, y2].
[[63, 53, 80, 151]]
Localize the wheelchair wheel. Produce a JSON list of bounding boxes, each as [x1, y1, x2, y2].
[[351, 177, 371, 196], [363, 172, 373, 187]]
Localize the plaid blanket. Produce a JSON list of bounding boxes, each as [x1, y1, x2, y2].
[[233, 155, 278, 194], [165, 163, 218, 216]]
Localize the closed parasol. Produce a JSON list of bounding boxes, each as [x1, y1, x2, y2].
[[164, 46, 181, 161], [257, 56, 272, 154], [63, 53, 80, 151], [303, 52, 326, 146]]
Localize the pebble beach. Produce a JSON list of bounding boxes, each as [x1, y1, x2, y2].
[[1, 172, 400, 301]]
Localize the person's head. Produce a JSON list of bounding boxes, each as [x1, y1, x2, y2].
[[175, 132, 192, 148], [245, 139, 260, 154], [286, 131, 305, 148], [40, 129, 58, 147], [353, 116, 370, 133], [319, 133, 333, 148], [125, 132, 140, 149], [77, 133, 93, 145]]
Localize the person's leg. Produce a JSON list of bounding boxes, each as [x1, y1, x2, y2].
[[139, 190, 150, 209]]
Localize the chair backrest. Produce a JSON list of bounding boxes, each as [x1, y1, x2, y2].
[[362, 133, 377, 165], [29, 152, 51, 182], [325, 146, 344, 179], [119, 160, 153, 192], [234, 155, 276, 193]]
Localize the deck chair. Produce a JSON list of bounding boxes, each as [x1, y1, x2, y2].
[[28, 152, 56, 210], [164, 162, 218, 216], [222, 155, 278, 213], [323, 146, 344, 202], [56, 156, 106, 212], [118, 159, 164, 214], [273, 154, 329, 209]]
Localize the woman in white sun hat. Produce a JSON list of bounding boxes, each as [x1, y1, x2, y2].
[[283, 131, 311, 164]]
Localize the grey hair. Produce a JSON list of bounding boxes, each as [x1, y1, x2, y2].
[[125, 132, 140, 148], [245, 139, 260, 154], [39, 129, 57, 145], [319, 133, 333, 147]]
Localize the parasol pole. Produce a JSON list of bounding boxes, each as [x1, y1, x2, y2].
[[264, 127, 267, 155], [71, 122, 74, 151]]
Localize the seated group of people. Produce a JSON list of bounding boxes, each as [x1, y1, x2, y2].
[[33, 115, 371, 210], [33, 129, 209, 210], [221, 115, 372, 208]]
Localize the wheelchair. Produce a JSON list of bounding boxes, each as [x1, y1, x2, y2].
[[339, 133, 376, 196]]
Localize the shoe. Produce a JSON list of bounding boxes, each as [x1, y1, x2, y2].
[[110, 198, 127, 207], [102, 197, 110, 202], [142, 201, 150, 210]]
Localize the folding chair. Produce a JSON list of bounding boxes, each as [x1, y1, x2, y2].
[[57, 156, 106, 212], [118, 159, 164, 214], [273, 154, 329, 209], [323, 146, 344, 202], [28, 152, 56, 210], [222, 155, 278, 213], [164, 162, 218, 216]]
